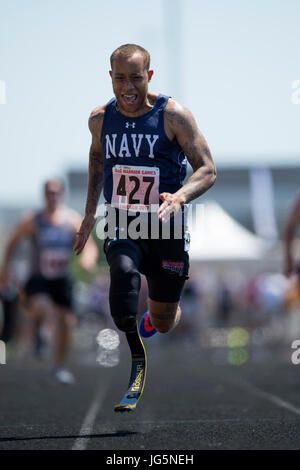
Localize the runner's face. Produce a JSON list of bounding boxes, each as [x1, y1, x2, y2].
[[110, 53, 153, 115], [45, 182, 63, 208]]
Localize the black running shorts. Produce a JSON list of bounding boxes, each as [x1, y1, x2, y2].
[[104, 233, 190, 303], [23, 274, 73, 309]]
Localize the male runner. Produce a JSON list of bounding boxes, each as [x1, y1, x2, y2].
[[74, 44, 216, 409], [0, 179, 98, 383]]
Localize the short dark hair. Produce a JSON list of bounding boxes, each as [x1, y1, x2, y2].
[[110, 44, 150, 71]]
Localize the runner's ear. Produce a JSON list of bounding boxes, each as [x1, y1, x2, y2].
[[147, 70, 154, 82]]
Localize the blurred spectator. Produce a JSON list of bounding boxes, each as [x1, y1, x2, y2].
[[216, 280, 233, 326]]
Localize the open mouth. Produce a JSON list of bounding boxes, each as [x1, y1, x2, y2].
[[122, 94, 138, 106]]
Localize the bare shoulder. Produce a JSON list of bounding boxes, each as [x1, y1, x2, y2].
[[20, 211, 35, 224], [90, 104, 106, 120], [165, 98, 196, 129], [63, 206, 83, 231], [63, 206, 82, 221], [164, 98, 199, 143], [88, 104, 106, 135], [15, 212, 35, 237], [148, 92, 159, 106]]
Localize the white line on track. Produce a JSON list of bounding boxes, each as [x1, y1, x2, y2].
[[236, 379, 300, 417], [72, 381, 108, 451]]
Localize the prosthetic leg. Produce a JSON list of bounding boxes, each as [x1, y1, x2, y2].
[[114, 322, 147, 413]]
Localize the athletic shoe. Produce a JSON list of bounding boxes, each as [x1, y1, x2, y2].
[[139, 310, 157, 338], [50, 367, 75, 385]]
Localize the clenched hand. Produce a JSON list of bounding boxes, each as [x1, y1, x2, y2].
[[157, 192, 184, 223]]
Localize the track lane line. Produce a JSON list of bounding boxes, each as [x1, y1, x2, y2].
[[72, 381, 108, 450], [233, 378, 300, 417]]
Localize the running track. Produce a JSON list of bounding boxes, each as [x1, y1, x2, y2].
[[0, 332, 300, 451]]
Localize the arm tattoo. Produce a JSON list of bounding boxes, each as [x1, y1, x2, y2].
[[85, 111, 104, 216], [165, 107, 216, 203], [85, 151, 103, 216], [165, 108, 187, 127]]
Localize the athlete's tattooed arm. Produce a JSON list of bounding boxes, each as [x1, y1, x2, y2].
[[85, 110, 105, 217], [158, 101, 216, 222], [74, 106, 105, 255]]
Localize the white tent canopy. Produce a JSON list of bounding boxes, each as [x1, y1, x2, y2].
[[188, 200, 270, 261]]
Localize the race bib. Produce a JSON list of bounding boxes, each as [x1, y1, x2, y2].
[[39, 248, 70, 279], [111, 165, 160, 213]]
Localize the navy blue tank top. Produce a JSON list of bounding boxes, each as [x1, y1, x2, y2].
[[30, 212, 74, 279], [100, 94, 187, 205]]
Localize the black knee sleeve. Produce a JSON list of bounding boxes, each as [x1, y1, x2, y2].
[[110, 292, 139, 332], [108, 252, 141, 333]]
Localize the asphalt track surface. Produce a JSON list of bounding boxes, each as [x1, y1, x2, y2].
[[1, 331, 300, 452]]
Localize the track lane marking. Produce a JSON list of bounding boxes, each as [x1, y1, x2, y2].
[[234, 378, 300, 417], [72, 381, 108, 450]]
